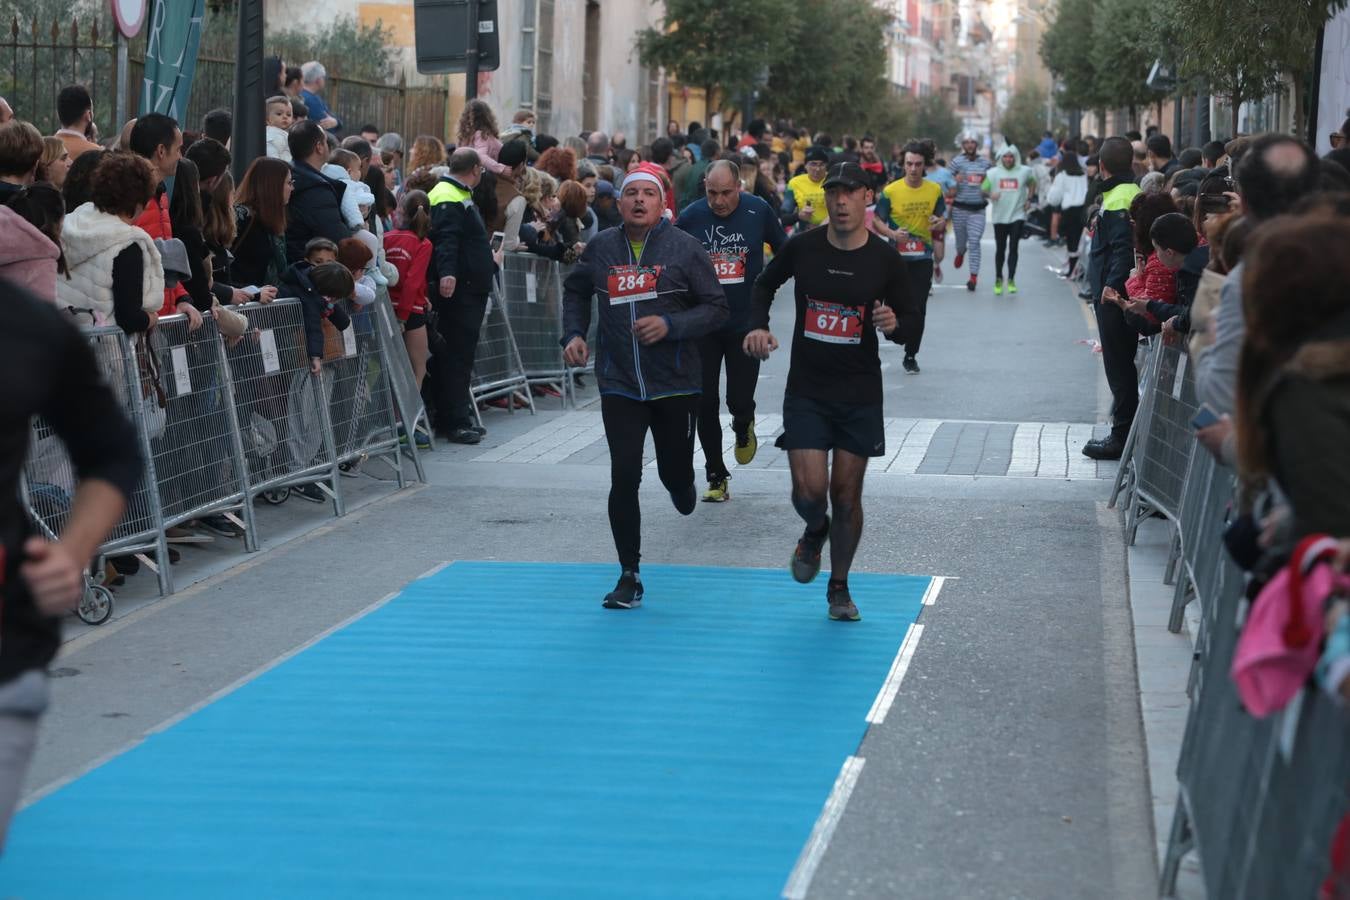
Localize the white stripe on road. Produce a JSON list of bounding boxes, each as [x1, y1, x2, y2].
[[1006, 422, 1043, 477], [920, 575, 946, 606], [865, 622, 926, 725], [781, 755, 867, 900]]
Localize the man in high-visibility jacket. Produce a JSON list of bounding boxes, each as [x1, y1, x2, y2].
[[428, 147, 496, 445]]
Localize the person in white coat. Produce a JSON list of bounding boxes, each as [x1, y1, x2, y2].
[[56, 152, 163, 334]]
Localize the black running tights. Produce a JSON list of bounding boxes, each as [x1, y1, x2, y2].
[[993, 221, 1024, 280], [602, 393, 700, 570]]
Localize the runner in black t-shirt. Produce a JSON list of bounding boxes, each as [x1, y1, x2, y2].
[[745, 162, 919, 621]]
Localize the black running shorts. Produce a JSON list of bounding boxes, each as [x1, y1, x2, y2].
[[775, 393, 886, 458]]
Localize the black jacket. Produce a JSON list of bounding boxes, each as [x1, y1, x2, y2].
[[1087, 179, 1141, 305], [285, 161, 352, 262], [561, 218, 728, 400], [428, 176, 496, 297], [281, 261, 351, 359], [231, 205, 287, 287]]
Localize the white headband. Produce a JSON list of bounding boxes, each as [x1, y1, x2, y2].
[[620, 171, 664, 194]]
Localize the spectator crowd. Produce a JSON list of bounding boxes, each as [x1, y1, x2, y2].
[[1, 63, 1348, 642]]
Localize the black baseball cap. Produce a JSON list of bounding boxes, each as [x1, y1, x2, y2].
[[822, 161, 870, 190]]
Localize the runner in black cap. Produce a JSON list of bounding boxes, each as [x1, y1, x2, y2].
[[745, 161, 919, 621]]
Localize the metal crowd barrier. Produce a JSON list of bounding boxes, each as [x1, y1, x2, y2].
[[498, 253, 596, 407], [469, 281, 535, 415], [323, 301, 406, 493], [147, 314, 259, 551], [22, 325, 171, 595], [370, 294, 429, 482], [223, 299, 342, 516], [1113, 341, 1350, 897], [23, 296, 422, 602]]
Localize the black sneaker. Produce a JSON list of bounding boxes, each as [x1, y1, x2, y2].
[[903, 355, 920, 374], [670, 483, 697, 515], [602, 570, 644, 609], [791, 516, 830, 584], [448, 427, 482, 445], [195, 514, 244, 538], [471, 424, 488, 436], [293, 482, 328, 503], [827, 583, 862, 621]]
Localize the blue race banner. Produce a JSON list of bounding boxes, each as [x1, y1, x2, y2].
[[139, 0, 206, 120]]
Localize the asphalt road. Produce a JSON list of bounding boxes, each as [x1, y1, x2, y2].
[[22, 232, 1155, 899]]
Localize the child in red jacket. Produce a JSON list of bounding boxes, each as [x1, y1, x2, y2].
[[383, 190, 433, 390]]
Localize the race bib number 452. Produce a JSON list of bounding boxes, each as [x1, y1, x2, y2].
[[804, 298, 864, 345], [607, 264, 662, 304], [710, 252, 746, 285]]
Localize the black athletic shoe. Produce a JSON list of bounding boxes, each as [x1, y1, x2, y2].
[[471, 424, 488, 436], [1081, 435, 1126, 460], [195, 514, 244, 538], [827, 583, 862, 621], [791, 517, 830, 584], [293, 482, 328, 503], [671, 483, 697, 515], [602, 570, 644, 609], [903, 355, 920, 374], [447, 427, 482, 445]]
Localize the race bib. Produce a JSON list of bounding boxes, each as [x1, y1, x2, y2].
[[965, 173, 983, 185], [804, 298, 864, 345], [607, 264, 662, 304], [898, 238, 926, 257], [999, 178, 1019, 190], [710, 252, 746, 285]]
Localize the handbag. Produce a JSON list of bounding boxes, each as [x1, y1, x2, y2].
[[1231, 534, 1350, 717], [135, 334, 168, 440]]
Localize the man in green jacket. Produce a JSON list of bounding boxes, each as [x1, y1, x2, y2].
[[980, 144, 1035, 295]]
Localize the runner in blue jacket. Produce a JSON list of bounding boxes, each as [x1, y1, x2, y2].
[[561, 170, 728, 609]]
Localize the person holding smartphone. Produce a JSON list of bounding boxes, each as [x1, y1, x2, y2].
[[782, 146, 830, 232]]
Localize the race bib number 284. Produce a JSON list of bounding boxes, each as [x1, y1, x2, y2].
[[608, 264, 662, 304]]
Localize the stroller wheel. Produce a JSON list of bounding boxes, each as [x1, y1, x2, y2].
[[76, 584, 114, 626], [261, 488, 290, 505]]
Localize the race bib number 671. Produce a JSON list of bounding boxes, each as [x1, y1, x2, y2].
[[608, 264, 662, 304], [804, 298, 864, 345]]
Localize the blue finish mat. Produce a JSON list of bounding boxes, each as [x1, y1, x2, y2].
[[1, 563, 928, 899]]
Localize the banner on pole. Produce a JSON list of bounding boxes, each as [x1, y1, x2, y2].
[[140, 0, 206, 121]]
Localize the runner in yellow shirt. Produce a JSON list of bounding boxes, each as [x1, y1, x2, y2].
[[783, 146, 830, 230], [870, 141, 946, 373]]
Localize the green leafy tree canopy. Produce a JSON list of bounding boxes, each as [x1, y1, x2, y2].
[[637, 0, 797, 107]]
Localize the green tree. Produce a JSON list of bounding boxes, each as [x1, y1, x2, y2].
[[637, 0, 796, 120], [998, 83, 1049, 151], [1040, 0, 1105, 113], [762, 0, 889, 132], [1092, 0, 1165, 129], [1154, 0, 1350, 138]]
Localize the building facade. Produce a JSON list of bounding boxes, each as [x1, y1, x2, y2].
[[266, 0, 668, 143]]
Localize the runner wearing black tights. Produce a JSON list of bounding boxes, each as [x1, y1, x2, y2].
[[993, 220, 1024, 283], [561, 171, 728, 610]]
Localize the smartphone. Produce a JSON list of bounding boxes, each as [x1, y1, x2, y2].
[[1192, 404, 1220, 430], [490, 231, 505, 253]]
